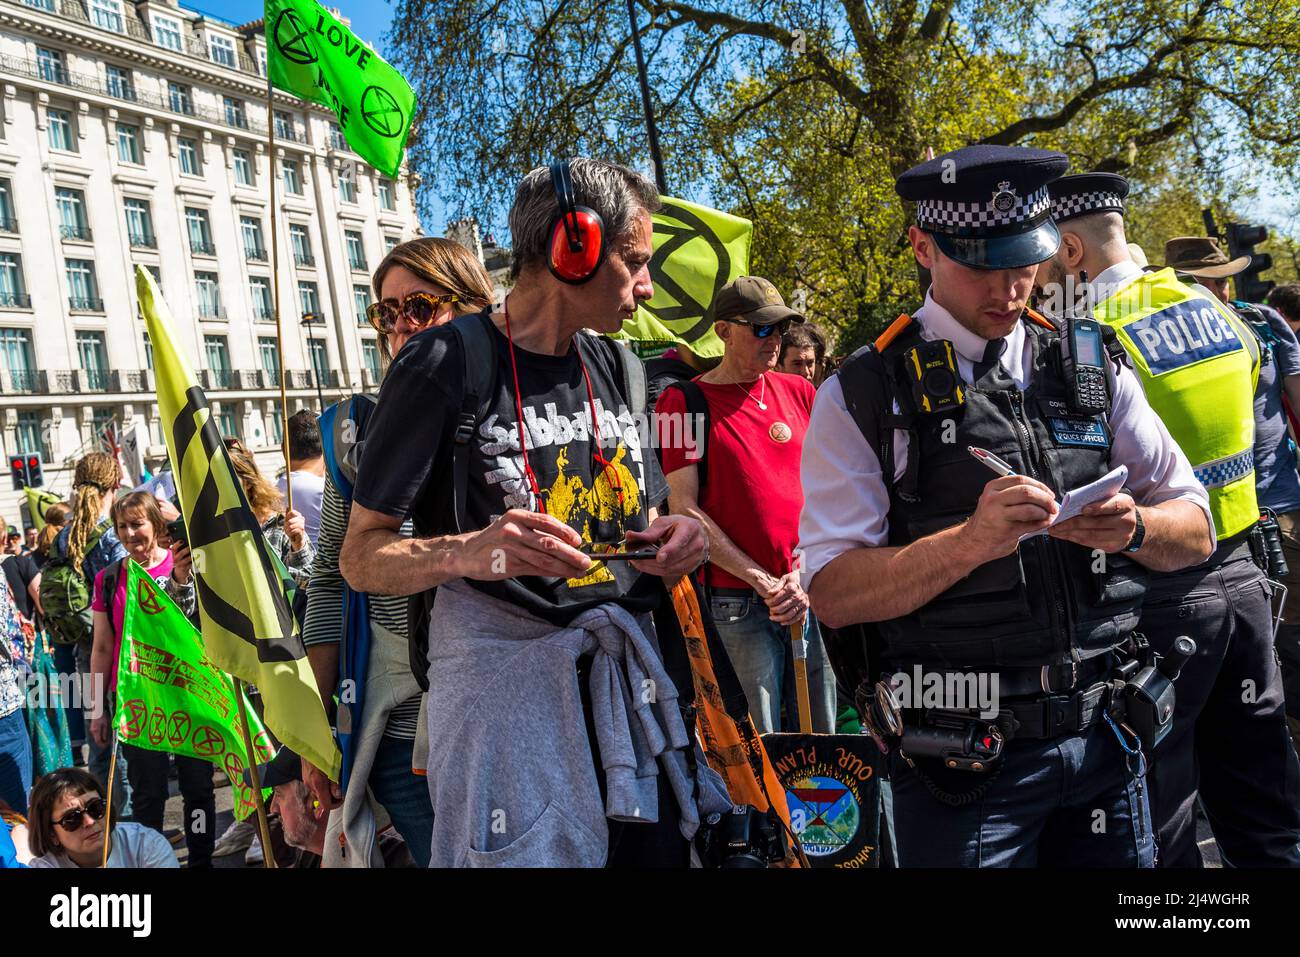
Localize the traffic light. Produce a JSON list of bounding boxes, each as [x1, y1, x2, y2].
[[1225, 222, 1275, 304], [9, 454, 44, 490]]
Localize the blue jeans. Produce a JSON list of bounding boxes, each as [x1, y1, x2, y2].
[[889, 720, 1155, 867], [709, 590, 836, 734], [75, 641, 131, 819], [52, 642, 85, 747], [370, 734, 433, 868], [0, 708, 33, 814]]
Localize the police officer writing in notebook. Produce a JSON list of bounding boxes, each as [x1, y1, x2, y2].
[[798, 146, 1215, 867], [1040, 173, 1300, 867]]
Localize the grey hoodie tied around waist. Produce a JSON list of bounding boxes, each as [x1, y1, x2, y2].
[[425, 578, 717, 867]]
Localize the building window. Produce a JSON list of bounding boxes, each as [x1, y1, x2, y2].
[[209, 34, 236, 68], [250, 277, 273, 320], [0, 329, 35, 391], [384, 235, 399, 254], [178, 137, 201, 175], [153, 14, 182, 51], [0, 254, 27, 307], [353, 285, 370, 325], [223, 96, 246, 129], [116, 122, 141, 164], [345, 231, 366, 271], [377, 180, 395, 211], [298, 281, 320, 316], [329, 122, 347, 151], [90, 0, 124, 33], [123, 198, 155, 248], [167, 81, 192, 116], [55, 188, 90, 241], [67, 260, 101, 311], [48, 109, 74, 151], [289, 224, 313, 266], [362, 339, 380, 381], [76, 331, 108, 387], [273, 110, 295, 140], [282, 158, 301, 195], [258, 336, 280, 381], [308, 338, 328, 381], [16, 410, 47, 460], [185, 207, 213, 255], [233, 148, 254, 186], [240, 217, 266, 261], [105, 65, 134, 102], [339, 170, 356, 204], [0, 180, 14, 232], [143, 331, 152, 369], [195, 272, 221, 318], [268, 408, 282, 445], [204, 335, 231, 389], [24, 0, 55, 11], [37, 47, 67, 85]]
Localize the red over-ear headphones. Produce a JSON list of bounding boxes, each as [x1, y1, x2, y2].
[[547, 159, 605, 284]]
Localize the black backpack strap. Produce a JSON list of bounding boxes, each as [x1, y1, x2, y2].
[[607, 338, 647, 418], [447, 310, 497, 534], [664, 379, 711, 488], [838, 341, 923, 501], [101, 557, 126, 629]]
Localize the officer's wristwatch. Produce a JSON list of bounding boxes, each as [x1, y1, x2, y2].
[[1124, 508, 1146, 553]]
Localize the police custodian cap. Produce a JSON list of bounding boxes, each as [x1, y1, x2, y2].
[[1049, 172, 1130, 224], [896, 145, 1069, 270]]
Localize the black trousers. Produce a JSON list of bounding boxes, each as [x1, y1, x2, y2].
[[1140, 552, 1300, 867], [122, 742, 217, 868]]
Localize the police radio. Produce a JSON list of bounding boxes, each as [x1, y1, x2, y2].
[[1061, 318, 1108, 415], [903, 339, 965, 414]]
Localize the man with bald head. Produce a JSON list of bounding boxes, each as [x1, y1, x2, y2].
[[1043, 173, 1300, 867]]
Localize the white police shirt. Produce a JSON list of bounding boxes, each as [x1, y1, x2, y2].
[[797, 291, 1212, 588]]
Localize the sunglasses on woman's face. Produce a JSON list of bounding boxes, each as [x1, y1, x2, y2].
[[727, 318, 793, 339], [365, 292, 460, 334], [54, 796, 107, 832]]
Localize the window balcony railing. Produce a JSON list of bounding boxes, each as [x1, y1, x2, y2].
[[69, 296, 103, 312], [0, 292, 31, 308], [275, 123, 305, 144], [79, 368, 109, 390], [190, 238, 216, 256], [59, 223, 92, 241], [294, 250, 315, 268], [6, 369, 40, 392], [128, 230, 157, 249], [198, 304, 227, 320], [244, 244, 268, 263], [252, 306, 274, 321], [348, 256, 368, 272], [0, 216, 17, 233], [202, 368, 232, 389]]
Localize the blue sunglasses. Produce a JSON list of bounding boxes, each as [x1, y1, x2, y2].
[[726, 318, 793, 339]]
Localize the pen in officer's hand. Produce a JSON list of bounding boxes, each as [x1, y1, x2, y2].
[[968, 446, 1018, 478]]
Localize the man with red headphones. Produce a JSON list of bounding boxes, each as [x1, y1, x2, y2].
[[341, 158, 719, 867]]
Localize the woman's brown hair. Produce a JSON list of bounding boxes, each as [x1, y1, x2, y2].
[[226, 442, 284, 521], [35, 502, 73, 557], [66, 452, 121, 573], [27, 767, 104, 858], [371, 237, 495, 358], [110, 491, 166, 540]]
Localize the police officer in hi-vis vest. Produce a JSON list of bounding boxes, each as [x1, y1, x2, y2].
[[1041, 173, 1300, 867], [799, 145, 1216, 867]]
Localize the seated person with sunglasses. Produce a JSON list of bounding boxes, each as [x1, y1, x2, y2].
[[341, 158, 716, 868], [26, 767, 177, 868], [656, 277, 837, 734]]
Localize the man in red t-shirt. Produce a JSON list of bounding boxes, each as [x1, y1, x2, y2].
[[656, 276, 836, 733]]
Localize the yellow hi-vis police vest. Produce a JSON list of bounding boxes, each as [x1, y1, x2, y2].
[[1095, 267, 1260, 540]]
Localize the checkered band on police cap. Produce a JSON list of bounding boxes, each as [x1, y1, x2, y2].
[[1050, 190, 1125, 223], [916, 183, 1052, 234]]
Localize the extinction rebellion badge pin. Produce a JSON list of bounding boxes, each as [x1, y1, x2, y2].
[[769, 421, 792, 443]]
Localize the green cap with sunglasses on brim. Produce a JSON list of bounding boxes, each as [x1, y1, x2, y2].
[[714, 276, 804, 328]]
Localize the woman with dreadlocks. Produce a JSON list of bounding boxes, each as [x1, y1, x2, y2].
[[48, 452, 131, 817]]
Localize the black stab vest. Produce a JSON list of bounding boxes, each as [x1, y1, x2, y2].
[[840, 315, 1146, 669]]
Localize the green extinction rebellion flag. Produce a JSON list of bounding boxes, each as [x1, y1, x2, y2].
[[265, 0, 415, 178], [113, 560, 274, 821], [615, 197, 753, 360]]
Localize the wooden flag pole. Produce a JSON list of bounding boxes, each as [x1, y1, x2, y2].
[[234, 676, 277, 869], [265, 74, 293, 516], [790, 617, 813, 734], [100, 734, 118, 867]]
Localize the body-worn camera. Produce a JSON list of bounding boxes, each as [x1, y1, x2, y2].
[[1108, 634, 1195, 752], [695, 805, 788, 868], [903, 339, 965, 414]]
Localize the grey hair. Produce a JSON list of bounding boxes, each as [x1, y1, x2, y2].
[[508, 158, 661, 281]]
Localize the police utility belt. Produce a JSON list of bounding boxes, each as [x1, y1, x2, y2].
[[859, 633, 1196, 774]]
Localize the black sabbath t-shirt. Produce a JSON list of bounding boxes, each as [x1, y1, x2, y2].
[[353, 310, 669, 626]]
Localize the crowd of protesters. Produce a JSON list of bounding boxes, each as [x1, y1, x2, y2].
[[3, 152, 1300, 870]]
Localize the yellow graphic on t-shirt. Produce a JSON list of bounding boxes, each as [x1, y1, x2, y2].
[[541, 444, 642, 588]]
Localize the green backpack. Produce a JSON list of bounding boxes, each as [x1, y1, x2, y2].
[[40, 520, 110, 647]]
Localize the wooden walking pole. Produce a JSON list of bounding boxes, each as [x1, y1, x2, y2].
[[233, 676, 276, 869], [790, 617, 813, 734], [100, 734, 118, 868], [265, 74, 293, 516]]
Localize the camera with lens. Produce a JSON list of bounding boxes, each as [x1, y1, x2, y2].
[[903, 340, 965, 414], [695, 804, 788, 868]]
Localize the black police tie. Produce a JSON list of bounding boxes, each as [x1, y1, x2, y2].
[[973, 337, 1013, 390]]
